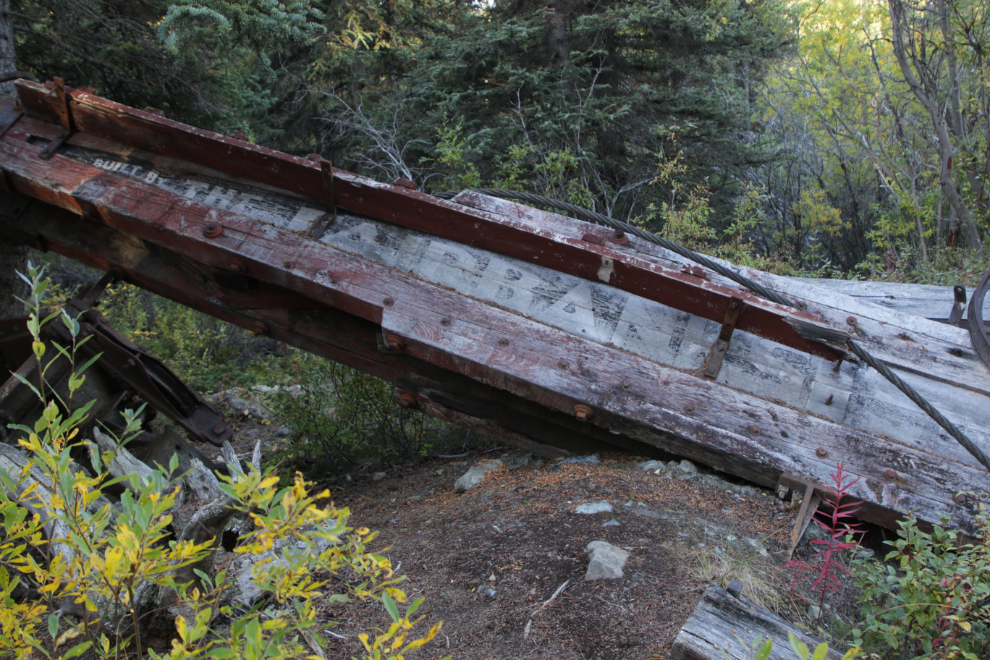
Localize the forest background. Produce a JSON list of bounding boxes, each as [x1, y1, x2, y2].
[[3, 0, 990, 297]]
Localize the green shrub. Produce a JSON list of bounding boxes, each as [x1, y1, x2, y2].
[[851, 506, 990, 660]]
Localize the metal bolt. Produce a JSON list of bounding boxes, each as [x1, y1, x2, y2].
[[397, 392, 417, 409], [229, 258, 246, 273], [283, 260, 294, 269], [955, 493, 970, 505], [252, 321, 269, 335], [386, 334, 404, 351], [574, 404, 593, 422], [203, 223, 222, 238], [558, 360, 569, 369], [621, 380, 631, 390], [441, 317, 452, 326], [816, 448, 828, 458], [126, 358, 136, 368], [847, 316, 857, 326], [884, 469, 896, 480], [383, 297, 394, 307], [825, 394, 834, 406], [684, 404, 695, 413], [498, 338, 509, 347], [212, 424, 225, 436], [749, 425, 761, 435]]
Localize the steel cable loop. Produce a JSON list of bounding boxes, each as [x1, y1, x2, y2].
[[436, 187, 990, 477]]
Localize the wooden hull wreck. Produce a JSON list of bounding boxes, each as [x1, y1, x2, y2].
[[1, 79, 988, 534]]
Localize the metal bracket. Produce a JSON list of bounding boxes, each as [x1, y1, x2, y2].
[[703, 297, 745, 380], [778, 473, 822, 559], [39, 77, 75, 160], [948, 285, 967, 326], [306, 159, 337, 240]]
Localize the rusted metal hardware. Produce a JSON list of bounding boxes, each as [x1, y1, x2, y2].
[[39, 77, 74, 160], [574, 404, 593, 422], [948, 285, 967, 326], [393, 177, 417, 190], [968, 271, 990, 369], [703, 297, 745, 380], [680, 265, 707, 280], [305, 159, 336, 240], [609, 229, 629, 245], [581, 232, 606, 245], [396, 391, 418, 409], [203, 223, 223, 238]]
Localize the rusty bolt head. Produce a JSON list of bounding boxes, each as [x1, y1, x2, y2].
[[816, 447, 828, 459], [283, 260, 294, 269], [229, 258, 247, 273], [498, 338, 509, 347], [441, 317, 452, 326], [252, 321, 269, 335], [383, 297, 395, 307], [203, 223, 222, 238], [574, 404, 593, 422], [684, 403, 695, 413], [397, 392, 417, 409], [749, 425, 761, 435], [847, 316, 857, 326], [212, 424, 225, 436], [955, 493, 971, 505], [386, 334, 405, 351], [621, 380, 631, 390], [884, 469, 897, 480], [609, 229, 629, 245], [558, 360, 569, 369]]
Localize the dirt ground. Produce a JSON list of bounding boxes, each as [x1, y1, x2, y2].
[[202, 389, 863, 660]]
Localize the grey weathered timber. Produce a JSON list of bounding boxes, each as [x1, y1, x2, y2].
[[2, 91, 988, 534], [795, 278, 988, 323], [671, 585, 841, 660]]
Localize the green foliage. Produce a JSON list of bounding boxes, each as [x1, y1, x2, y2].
[[0, 263, 446, 659], [270, 352, 456, 476], [158, 0, 325, 79], [851, 506, 990, 660]]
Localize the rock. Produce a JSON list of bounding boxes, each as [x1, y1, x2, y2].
[[484, 588, 497, 598], [222, 392, 271, 421], [639, 460, 664, 471], [499, 450, 533, 469], [274, 425, 294, 438], [372, 472, 387, 482], [563, 453, 600, 464], [602, 519, 620, 527], [585, 541, 629, 580], [184, 458, 222, 502], [807, 604, 822, 620], [677, 460, 698, 475], [575, 501, 613, 514], [454, 459, 503, 493], [667, 460, 679, 470]]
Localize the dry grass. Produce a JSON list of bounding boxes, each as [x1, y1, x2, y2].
[[688, 530, 788, 613]]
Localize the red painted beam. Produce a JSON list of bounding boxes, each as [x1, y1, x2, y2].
[[11, 82, 842, 361]]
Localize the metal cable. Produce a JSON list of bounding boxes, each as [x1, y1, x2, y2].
[[438, 187, 990, 475]]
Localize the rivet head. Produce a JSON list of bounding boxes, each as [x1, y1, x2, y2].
[[884, 469, 896, 480], [203, 223, 222, 238], [383, 297, 394, 307], [212, 424, 225, 435], [397, 392, 417, 409], [498, 338, 509, 347], [816, 448, 828, 459], [574, 404, 593, 422], [441, 317, 452, 326], [252, 321, 269, 335], [229, 258, 246, 273], [558, 360, 569, 369], [621, 380, 630, 390], [749, 425, 761, 435], [955, 493, 971, 505], [847, 316, 857, 326]]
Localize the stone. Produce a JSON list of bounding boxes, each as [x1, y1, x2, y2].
[[372, 472, 387, 482], [563, 453, 600, 464], [602, 519, 620, 527], [499, 450, 533, 469], [639, 460, 664, 471], [807, 604, 822, 620], [454, 459, 503, 493], [274, 425, 294, 438], [585, 541, 629, 580], [575, 501, 613, 514], [677, 460, 698, 475]]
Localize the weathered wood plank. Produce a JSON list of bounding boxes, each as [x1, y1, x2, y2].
[[671, 585, 841, 660], [795, 278, 986, 322]]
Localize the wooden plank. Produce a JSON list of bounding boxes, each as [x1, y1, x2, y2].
[[0, 135, 981, 533], [795, 278, 986, 322], [10, 81, 842, 362], [671, 585, 841, 660]]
